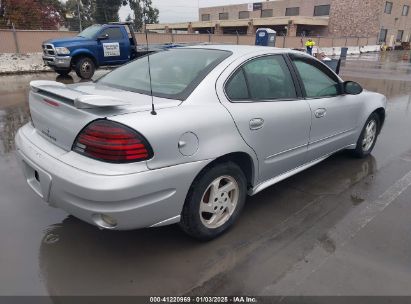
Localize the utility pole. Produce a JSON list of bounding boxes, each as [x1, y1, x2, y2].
[[77, 0, 82, 32]]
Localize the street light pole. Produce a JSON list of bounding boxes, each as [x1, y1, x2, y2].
[[77, 0, 82, 32]]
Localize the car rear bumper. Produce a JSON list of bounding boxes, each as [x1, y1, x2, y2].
[[43, 55, 71, 69], [15, 125, 211, 230]]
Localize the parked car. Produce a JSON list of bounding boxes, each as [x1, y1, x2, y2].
[[16, 46, 386, 240], [42, 22, 179, 79]]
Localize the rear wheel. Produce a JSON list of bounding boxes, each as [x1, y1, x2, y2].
[[53, 68, 71, 76], [352, 113, 380, 158], [75, 57, 95, 79], [180, 162, 247, 240]]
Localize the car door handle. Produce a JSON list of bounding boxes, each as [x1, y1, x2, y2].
[[314, 108, 327, 118], [249, 118, 264, 130]]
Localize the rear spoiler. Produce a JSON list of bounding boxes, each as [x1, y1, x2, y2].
[[74, 95, 131, 109], [30, 80, 131, 109]]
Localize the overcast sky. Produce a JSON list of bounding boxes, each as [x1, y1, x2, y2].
[[119, 0, 265, 23]]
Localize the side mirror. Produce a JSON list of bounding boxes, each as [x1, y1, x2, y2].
[[97, 34, 109, 41], [343, 81, 363, 95]]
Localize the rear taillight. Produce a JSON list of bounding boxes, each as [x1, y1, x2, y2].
[[72, 120, 153, 163]]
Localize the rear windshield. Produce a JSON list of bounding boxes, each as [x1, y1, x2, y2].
[[98, 48, 232, 100]]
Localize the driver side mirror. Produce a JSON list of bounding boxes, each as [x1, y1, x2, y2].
[[97, 33, 109, 41], [343, 81, 363, 95]]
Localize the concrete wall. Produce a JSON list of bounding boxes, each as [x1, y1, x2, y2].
[[0, 30, 77, 53], [0, 30, 378, 54]]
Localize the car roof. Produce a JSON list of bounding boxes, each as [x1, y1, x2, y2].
[[184, 44, 304, 58]]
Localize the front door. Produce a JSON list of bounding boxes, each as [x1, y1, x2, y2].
[[219, 54, 312, 183], [97, 27, 128, 65], [289, 54, 362, 161]]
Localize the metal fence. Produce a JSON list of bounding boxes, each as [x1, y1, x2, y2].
[[0, 29, 379, 54]]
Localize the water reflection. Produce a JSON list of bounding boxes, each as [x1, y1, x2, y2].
[[0, 104, 30, 155], [55, 75, 74, 85]]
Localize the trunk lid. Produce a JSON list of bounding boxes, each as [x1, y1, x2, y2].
[[29, 80, 180, 151]]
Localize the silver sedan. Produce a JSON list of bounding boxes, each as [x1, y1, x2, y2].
[[15, 45, 386, 240]]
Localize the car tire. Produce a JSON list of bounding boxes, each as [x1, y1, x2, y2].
[[75, 57, 95, 79], [53, 68, 71, 76], [352, 112, 380, 158], [179, 162, 247, 241]]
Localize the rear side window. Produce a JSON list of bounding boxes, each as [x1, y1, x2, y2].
[[226, 55, 297, 101], [226, 69, 249, 100]]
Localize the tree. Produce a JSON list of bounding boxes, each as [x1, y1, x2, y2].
[[93, 0, 123, 23], [0, 0, 64, 29], [129, 0, 159, 32], [65, 0, 94, 31]]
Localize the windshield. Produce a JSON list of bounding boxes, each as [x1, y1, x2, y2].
[[77, 25, 102, 39], [98, 48, 232, 100]]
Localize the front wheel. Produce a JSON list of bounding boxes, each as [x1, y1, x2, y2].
[[75, 57, 95, 79], [180, 162, 247, 240], [352, 113, 380, 158]]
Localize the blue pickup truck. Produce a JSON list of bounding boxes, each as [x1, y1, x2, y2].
[[42, 22, 151, 79]]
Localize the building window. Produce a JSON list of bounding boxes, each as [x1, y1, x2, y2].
[[385, 2, 393, 14], [201, 14, 210, 21], [403, 5, 409, 16], [239, 11, 250, 19], [379, 29, 388, 43], [285, 7, 300, 16], [397, 30, 404, 42], [261, 9, 273, 18], [314, 5, 330, 16], [219, 12, 229, 20]]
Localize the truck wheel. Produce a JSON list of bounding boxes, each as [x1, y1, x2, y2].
[[75, 57, 95, 79], [179, 162, 247, 240], [53, 68, 71, 76]]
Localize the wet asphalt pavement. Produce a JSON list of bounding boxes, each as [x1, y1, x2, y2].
[[1, 52, 411, 297]]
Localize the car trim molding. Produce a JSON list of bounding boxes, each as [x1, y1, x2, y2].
[[249, 144, 354, 195], [309, 128, 356, 145], [265, 143, 308, 161]]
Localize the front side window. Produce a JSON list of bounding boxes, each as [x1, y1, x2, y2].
[[225, 55, 297, 101], [291, 55, 340, 98], [385, 1, 393, 14], [100, 28, 123, 40], [99, 49, 231, 100], [314, 5, 330, 16]]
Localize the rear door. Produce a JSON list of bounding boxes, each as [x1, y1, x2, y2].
[[289, 54, 362, 160], [97, 27, 129, 65], [218, 54, 312, 183]]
